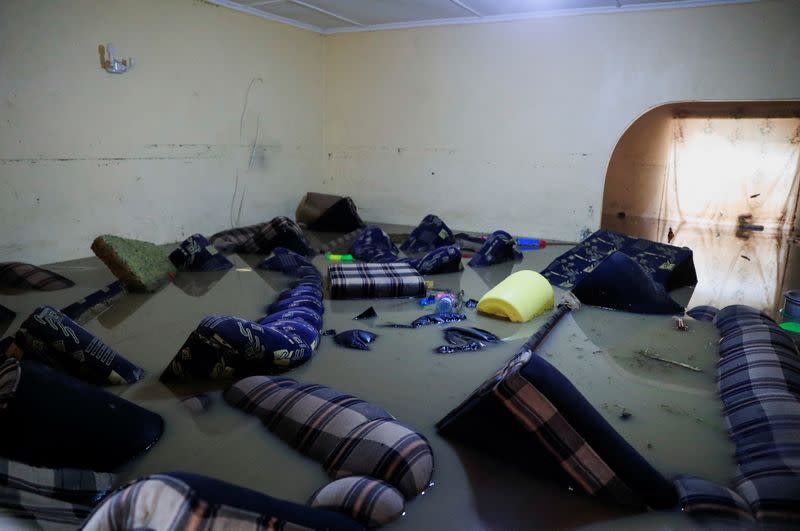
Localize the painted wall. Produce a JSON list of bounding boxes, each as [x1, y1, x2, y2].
[[0, 0, 324, 263], [322, 0, 800, 240]]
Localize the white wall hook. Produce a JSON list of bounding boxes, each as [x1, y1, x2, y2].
[[102, 43, 133, 74]]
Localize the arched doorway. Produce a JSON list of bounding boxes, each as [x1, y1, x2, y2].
[[601, 102, 800, 314]]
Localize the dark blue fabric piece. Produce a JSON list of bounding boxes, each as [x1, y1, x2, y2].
[[400, 214, 455, 253], [353, 307, 377, 320], [0, 359, 163, 471], [542, 229, 696, 294], [165, 472, 364, 531], [520, 353, 677, 509], [468, 231, 523, 268], [160, 315, 315, 382], [60, 281, 125, 321], [571, 251, 684, 314], [436, 326, 500, 354], [169, 234, 234, 272], [258, 308, 323, 331], [14, 305, 145, 385], [465, 299, 478, 309], [333, 329, 378, 351], [382, 313, 466, 328], [407, 245, 463, 275], [687, 305, 720, 322], [268, 296, 324, 316], [352, 226, 399, 263], [353, 226, 462, 275], [257, 247, 313, 274]]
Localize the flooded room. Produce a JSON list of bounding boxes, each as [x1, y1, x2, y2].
[[1, 0, 799, 529]]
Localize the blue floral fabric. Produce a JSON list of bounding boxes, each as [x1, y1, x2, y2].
[[352, 226, 462, 275], [400, 215, 455, 253], [169, 234, 233, 272], [541, 229, 696, 292], [13, 306, 144, 385], [468, 231, 522, 268], [257, 247, 313, 275]]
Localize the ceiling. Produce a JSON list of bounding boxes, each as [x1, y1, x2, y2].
[[208, 0, 757, 33]]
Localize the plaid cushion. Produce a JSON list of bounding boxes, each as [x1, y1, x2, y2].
[[169, 234, 233, 272], [82, 473, 364, 531], [674, 475, 753, 521], [225, 376, 434, 499], [0, 485, 93, 530], [490, 350, 640, 506], [224, 376, 391, 463], [329, 263, 425, 299], [309, 476, 404, 528], [210, 216, 313, 256], [324, 419, 433, 499], [468, 230, 522, 268], [14, 306, 144, 385], [399, 215, 455, 253], [0, 262, 75, 291], [0, 458, 114, 506], [60, 281, 125, 323], [713, 305, 800, 522], [686, 305, 719, 322]]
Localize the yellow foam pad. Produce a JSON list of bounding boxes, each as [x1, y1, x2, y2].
[[477, 270, 554, 323]]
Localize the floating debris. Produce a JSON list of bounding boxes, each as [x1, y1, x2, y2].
[[353, 306, 377, 320], [673, 316, 689, 331], [741, 255, 751, 261], [619, 408, 632, 420], [635, 349, 703, 372]]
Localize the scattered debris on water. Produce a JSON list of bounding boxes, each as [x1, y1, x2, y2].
[[673, 316, 688, 331], [635, 349, 703, 372]]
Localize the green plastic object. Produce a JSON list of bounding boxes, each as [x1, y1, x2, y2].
[[91, 234, 176, 293], [779, 321, 800, 333], [326, 253, 354, 262]]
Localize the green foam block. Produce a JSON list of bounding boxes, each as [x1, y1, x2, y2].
[[91, 234, 176, 293]]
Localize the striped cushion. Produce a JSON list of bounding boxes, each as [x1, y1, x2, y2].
[[713, 305, 800, 522], [325, 419, 433, 499], [309, 476, 404, 528], [225, 376, 434, 499], [225, 377, 390, 462], [0, 262, 75, 291]]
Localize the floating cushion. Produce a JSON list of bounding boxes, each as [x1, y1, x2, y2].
[[258, 308, 323, 332], [0, 358, 163, 471], [686, 305, 719, 322], [268, 296, 325, 316], [82, 472, 364, 531], [571, 251, 684, 314], [160, 315, 314, 382], [477, 270, 554, 323], [400, 215, 455, 253], [0, 262, 75, 291], [168, 234, 233, 272], [674, 475, 753, 522], [297, 192, 366, 233], [309, 476, 404, 528], [13, 305, 144, 385], [225, 376, 434, 499], [91, 234, 175, 292], [468, 230, 522, 268], [258, 246, 313, 274], [210, 216, 314, 256]]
